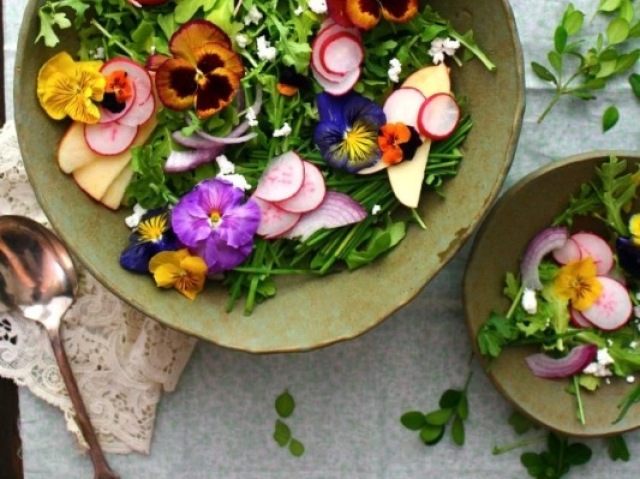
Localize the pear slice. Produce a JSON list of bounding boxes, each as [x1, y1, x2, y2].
[[401, 63, 451, 98], [72, 152, 131, 201], [100, 165, 134, 210]]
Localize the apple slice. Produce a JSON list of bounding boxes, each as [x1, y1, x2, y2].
[[72, 152, 131, 201], [387, 140, 432, 208], [58, 122, 106, 173], [402, 63, 451, 98], [100, 165, 134, 210]]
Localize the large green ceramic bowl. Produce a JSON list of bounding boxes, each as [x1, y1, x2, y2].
[[464, 152, 640, 436], [15, 0, 524, 353]]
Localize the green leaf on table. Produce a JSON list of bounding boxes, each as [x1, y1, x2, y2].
[[274, 419, 292, 447], [531, 62, 557, 84], [607, 435, 630, 461], [289, 438, 305, 457], [618, 0, 634, 23], [451, 416, 465, 446], [555, 26, 568, 53], [420, 424, 445, 445], [629, 73, 640, 98], [439, 389, 462, 409], [602, 105, 620, 132], [401, 411, 427, 431], [548, 51, 563, 73], [456, 393, 469, 420], [276, 390, 295, 418], [607, 17, 630, 45], [562, 9, 584, 35], [508, 411, 537, 435], [598, 0, 622, 13], [565, 442, 592, 465], [424, 408, 453, 426]]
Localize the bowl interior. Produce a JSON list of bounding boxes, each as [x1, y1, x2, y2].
[[464, 151, 640, 436], [15, 0, 524, 353]]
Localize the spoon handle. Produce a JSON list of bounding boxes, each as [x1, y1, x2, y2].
[[46, 326, 121, 479]]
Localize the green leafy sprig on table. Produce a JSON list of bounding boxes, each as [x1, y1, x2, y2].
[[273, 390, 305, 457], [532, 1, 640, 125]]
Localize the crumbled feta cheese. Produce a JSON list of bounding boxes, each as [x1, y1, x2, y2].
[[246, 107, 259, 127], [294, 5, 304, 15], [244, 6, 263, 25], [125, 204, 147, 229], [627, 375, 636, 384], [388, 58, 402, 83], [257, 36, 277, 61], [428, 37, 461, 65], [216, 155, 235, 175], [217, 173, 252, 191], [372, 204, 381, 215], [307, 0, 327, 14], [235, 34, 249, 49], [90, 47, 105, 60], [583, 348, 615, 377], [521, 288, 538, 315], [273, 122, 292, 138], [631, 341, 638, 349]]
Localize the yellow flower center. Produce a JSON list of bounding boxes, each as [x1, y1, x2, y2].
[[552, 257, 603, 311], [137, 214, 167, 242], [336, 120, 378, 166], [209, 210, 222, 227]]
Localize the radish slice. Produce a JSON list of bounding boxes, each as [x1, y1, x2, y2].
[[101, 58, 152, 104], [521, 227, 569, 290], [571, 232, 614, 275], [253, 197, 301, 238], [254, 151, 305, 202], [276, 161, 326, 213], [164, 145, 225, 173], [311, 24, 349, 83], [84, 122, 139, 156], [417, 93, 460, 140], [570, 308, 593, 329], [581, 276, 633, 330], [320, 31, 364, 75], [99, 82, 137, 124], [283, 191, 366, 241], [526, 344, 598, 379], [383, 87, 426, 129], [552, 237, 581, 265], [312, 65, 361, 96], [118, 90, 156, 127]]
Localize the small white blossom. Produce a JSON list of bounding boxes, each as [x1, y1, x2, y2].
[[371, 204, 382, 215], [244, 6, 263, 25], [428, 37, 460, 65], [217, 173, 252, 191], [307, 0, 327, 14], [235, 34, 249, 49], [627, 375, 636, 384], [125, 204, 147, 229], [388, 58, 402, 83], [521, 288, 538, 315], [273, 122, 292, 138], [245, 107, 259, 127], [631, 341, 638, 349], [257, 36, 277, 61], [294, 5, 304, 15], [91, 47, 105, 60], [216, 155, 235, 175]]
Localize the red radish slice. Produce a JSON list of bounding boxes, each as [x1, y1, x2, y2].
[[99, 82, 137, 124], [571, 232, 614, 275], [383, 87, 426, 129], [253, 197, 301, 238], [320, 32, 364, 75], [582, 276, 633, 330], [417, 93, 460, 140], [84, 122, 139, 156], [101, 58, 153, 104], [283, 191, 366, 241], [118, 90, 156, 127], [312, 65, 361, 96], [552, 237, 581, 265], [311, 24, 348, 82], [570, 308, 593, 328], [276, 161, 326, 213], [254, 151, 305, 202]]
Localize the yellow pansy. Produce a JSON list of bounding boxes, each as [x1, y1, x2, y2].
[[149, 249, 207, 300], [629, 213, 640, 245], [37, 51, 106, 124], [552, 257, 603, 311]]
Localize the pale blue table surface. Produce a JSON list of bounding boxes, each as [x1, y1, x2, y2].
[[5, 0, 640, 477]]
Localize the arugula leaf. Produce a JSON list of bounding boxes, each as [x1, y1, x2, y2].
[[521, 432, 592, 479], [602, 105, 620, 132], [607, 435, 630, 461], [477, 311, 520, 358]]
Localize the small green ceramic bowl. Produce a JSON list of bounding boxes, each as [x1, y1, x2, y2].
[[464, 151, 640, 437], [15, 0, 524, 353]]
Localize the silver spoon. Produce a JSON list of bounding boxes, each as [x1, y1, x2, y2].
[[0, 215, 120, 479]]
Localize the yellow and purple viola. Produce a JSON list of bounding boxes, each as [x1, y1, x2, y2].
[[120, 210, 179, 273]]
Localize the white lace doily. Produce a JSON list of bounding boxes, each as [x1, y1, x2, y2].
[[0, 122, 197, 454]]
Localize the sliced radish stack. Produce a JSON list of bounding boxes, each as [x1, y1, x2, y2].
[[275, 161, 326, 213], [581, 276, 633, 330], [320, 32, 364, 75], [99, 82, 137, 124], [101, 58, 153, 104], [417, 93, 460, 140], [570, 308, 593, 329], [84, 122, 139, 156], [571, 232, 614, 275], [254, 151, 305, 202], [382, 87, 426, 129], [253, 197, 301, 239]]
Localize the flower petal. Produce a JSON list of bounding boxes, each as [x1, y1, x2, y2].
[[156, 58, 198, 111], [195, 69, 240, 119], [171, 193, 215, 247], [379, 0, 419, 23], [195, 234, 253, 275], [316, 92, 349, 132], [314, 122, 350, 169], [345, 0, 381, 30], [194, 42, 244, 78], [215, 198, 261, 248], [169, 19, 232, 64], [149, 249, 189, 273], [152, 263, 183, 288]]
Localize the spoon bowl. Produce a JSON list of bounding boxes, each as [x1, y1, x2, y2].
[[0, 215, 120, 479]]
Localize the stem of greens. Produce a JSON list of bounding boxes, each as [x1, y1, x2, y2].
[[89, 19, 139, 61], [573, 375, 586, 426], [449, 31, 496, 71], [410, 208, 427, 230], [492, 435, 546, 455], [506, 285, 525, 319]]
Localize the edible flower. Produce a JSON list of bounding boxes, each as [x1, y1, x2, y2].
[[155, 20, 244, 119], [120, 210, 179, 273], [102, 70, 133, 113], [171, 179, 261, 275], [552, 257, 603, 311], [149, 249, 207, 300], [629, 213, 640, 245], [327, 0, 418, 31], [377, 123, 422, 165], [314, 92, 386, 173], [36, 51, 106, 123]]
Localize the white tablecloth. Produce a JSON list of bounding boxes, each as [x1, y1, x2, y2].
[[8, 0, 640, 477]]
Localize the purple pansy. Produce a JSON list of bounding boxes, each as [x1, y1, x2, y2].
[[171, 178, 260, 275]]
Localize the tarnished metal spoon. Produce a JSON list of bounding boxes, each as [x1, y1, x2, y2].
[[0, 215, 120, 479]]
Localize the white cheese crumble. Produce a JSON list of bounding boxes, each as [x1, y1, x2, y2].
[[125, 204, 148, 229], [273, 122, 292, 138], [244, 6, 263, 25], [90, 47, 105, 60], [521, 288, 538, 315], [583, 348, 615, 377], [371, 204, 381, 215], [627, 375, 636, 384], [631, 341, 638, 349], [235, 33, 249, 49], [428, 37, 461, 65], [257, 36, 277, 61], [215, 155, 235, 175], [245, 107, 259, 127], [388, 58, 402, 83], [307, 0, 327, 14], [217, 173, 252, 191], [294, 5, 304, 15]]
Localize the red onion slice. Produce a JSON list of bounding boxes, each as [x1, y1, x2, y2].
[[525, 344, 598, 378], [521, 226, 569, 290], [164, 145, 225, 173]]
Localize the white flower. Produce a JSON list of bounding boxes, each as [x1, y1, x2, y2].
[[235, 33, 249, 49], [273, 122, 292, 138], [631, 341, 638, 349], [429, 37, 460, 65], [245, 107, 259, 127], [257, 36, 277, 61], [244, 6, 263, 25], [125, 204, 147, 229], [371, 204, 381, 215], [217, 173, 252, 191], [216, 155, 235, 175], [92, 47, 105, 60], [388, 58, 402, 83], [294, 5, 304, 15], [627, 375, 636, 384], [521, 288, 537, 315], [307, 0, 327, 14]]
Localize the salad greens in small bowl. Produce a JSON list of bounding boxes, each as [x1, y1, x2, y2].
[[464, 152, 640, 437], [15, 0, 523, 352]]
